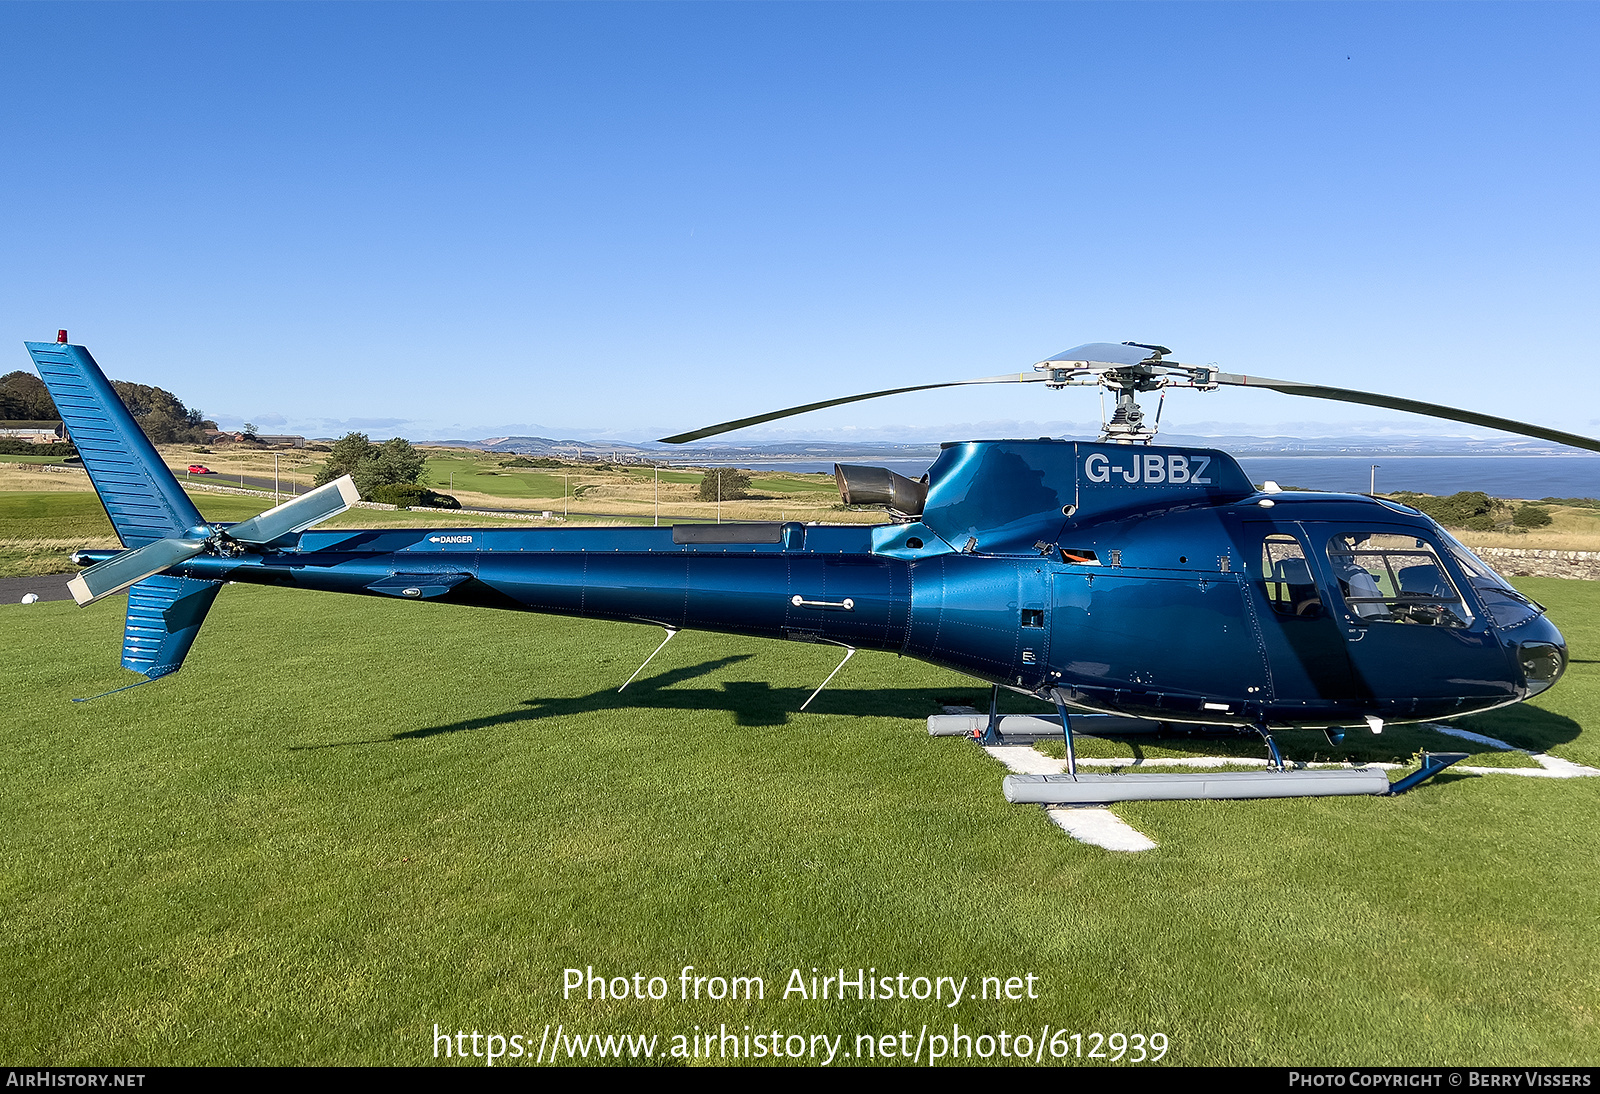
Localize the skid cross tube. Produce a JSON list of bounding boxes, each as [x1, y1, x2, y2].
[[975, 684, 1005, 745], [1050, 689, 1079, 778], [618, 627, 678, 692], [1386, 751, 1471, 795], [1256, 723, 1286, 771], [800, 645, 855, 711]]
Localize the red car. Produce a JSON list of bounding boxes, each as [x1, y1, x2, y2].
[[186, 464, 214, 475]]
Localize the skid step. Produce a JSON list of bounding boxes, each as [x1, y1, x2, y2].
[[1004, 768, 1394, 804]]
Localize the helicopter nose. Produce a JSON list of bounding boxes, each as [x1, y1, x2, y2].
[[1518, 638, 1567, 697]]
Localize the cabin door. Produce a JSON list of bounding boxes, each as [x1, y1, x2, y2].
[[1240, 521, 1364, 705]]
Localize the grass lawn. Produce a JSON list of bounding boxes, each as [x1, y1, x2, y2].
[[0, 453, 72, 465], [421, 457, 848, 508], [414, 455, 869, 524], [750, 475, 839, 495], [421, 455, 568, 500], [628, 468, 703, 485], [0, 577, 1595, 1066]]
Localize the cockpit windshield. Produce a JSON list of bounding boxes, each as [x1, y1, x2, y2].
[[1431, 528, 1547, 630], [1324, 532, 1471, 628]]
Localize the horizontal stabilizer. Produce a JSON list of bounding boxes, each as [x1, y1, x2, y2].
[[225, 476, 359, 544], [122, 574, 224, 679], [68, 536, 208, 606]]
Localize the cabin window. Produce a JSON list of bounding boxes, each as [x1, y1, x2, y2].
[[1260, 534, 1323, 618], [1324, 532, 1470, 628], [1057, 547, 1099, 565], [1020, 609, 1044, 628]]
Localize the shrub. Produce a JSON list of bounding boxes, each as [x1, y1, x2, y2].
[[1513, 505, 1554, 528], [697, 468, 751, 501], [366, 483, 461, 510], [0, 438, 74, 457], [1399, 490, 1508, 529]]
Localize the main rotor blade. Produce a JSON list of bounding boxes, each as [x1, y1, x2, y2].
[[67, 537, 207, 607], [657, 373, 1045, 444], [225, 476, 361, 544], [1215, 374, 1600, 454]]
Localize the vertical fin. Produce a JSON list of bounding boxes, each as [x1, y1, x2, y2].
[[24, 341, 203, 546]]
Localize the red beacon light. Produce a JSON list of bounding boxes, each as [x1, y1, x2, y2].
[[56, 330, 68, 344]]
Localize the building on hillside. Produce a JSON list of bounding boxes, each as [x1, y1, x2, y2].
[[0, 420, 65, 443], [204, 429, 306, 448]]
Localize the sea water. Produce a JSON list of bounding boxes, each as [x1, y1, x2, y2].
[[739, 455, 1600, 501]]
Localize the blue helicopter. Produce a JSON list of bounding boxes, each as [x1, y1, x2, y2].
[[26, 336, 1589, 803]]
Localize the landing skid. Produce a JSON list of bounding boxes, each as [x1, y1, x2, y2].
[[1001, 752, 1469, 804], [934, 700, 1472, 803]]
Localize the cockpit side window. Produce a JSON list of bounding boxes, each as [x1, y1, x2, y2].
[[1324, 532, 1471, 628], [1260, 534, 1324, 618]]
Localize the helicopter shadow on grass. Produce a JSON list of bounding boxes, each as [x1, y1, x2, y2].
[[293, 657, 1586, 763], [295, 656, 983, 748]]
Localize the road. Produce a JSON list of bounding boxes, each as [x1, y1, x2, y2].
[[0, 573, 75, 604]]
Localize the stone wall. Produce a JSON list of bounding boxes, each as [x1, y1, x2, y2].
[[1475, 547, 1600, 581]]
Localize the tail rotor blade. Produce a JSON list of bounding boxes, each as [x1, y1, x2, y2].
[[67, 537, 208, 607], [225, 476, 361, 544]]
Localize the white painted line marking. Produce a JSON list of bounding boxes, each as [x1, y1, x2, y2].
[[1429, 723, 1600, 778], [1045, 806, 1157, 852], [1432, 725, 1518, 750], [982, 744, 1061, 775], [1527, 753, 1600, 777], [983, 745, 1159, 851]]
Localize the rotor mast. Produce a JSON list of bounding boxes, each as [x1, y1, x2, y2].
[[1033, 342, 1218, 444]]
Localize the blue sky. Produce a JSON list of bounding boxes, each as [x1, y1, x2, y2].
[[2, 3, 1597, 446]]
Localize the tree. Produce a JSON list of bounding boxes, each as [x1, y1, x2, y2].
[[315, 432, 375, 486], [697, 467, 751, 501], [369, 437, 426, 491], [109, 380, 211, 443], [0, 371, 58, 420], [315, 432, 428, 498], [1, 370, 212, 443]]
